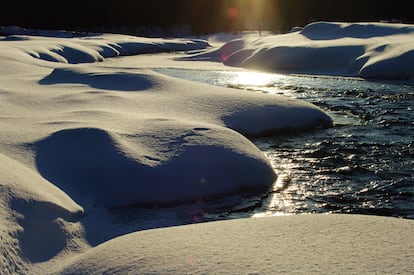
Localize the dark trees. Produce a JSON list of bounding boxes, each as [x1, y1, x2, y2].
[[1, 0, 413, 35]]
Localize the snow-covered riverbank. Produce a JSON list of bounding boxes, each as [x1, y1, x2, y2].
[[189, 21, 414, 80], [1, 22, 413, 274]]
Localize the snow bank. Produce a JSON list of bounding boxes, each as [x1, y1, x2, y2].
[[0, 28, 209, 64], [34, 126, 275, 208], [0, 29, 333, 272], [0, 153, 83, 270], [58, 214, 414, 274], [196, 22, 414, 80]]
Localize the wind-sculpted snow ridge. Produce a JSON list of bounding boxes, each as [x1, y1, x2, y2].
[[0, 27, 210, 64], [192, 21, 414, 80]]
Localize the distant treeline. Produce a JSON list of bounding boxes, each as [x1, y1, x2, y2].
[[2, 0, 414, 35]]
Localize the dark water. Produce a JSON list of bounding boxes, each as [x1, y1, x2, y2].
[[155, 69, 414, 219]]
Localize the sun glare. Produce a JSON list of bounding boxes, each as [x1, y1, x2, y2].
[[227, 71, 283, 87], [223, 0, 273, 32]]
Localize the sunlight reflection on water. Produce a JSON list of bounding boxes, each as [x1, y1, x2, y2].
[[222, 71, 286, 87], [154, 68, 414, 219]]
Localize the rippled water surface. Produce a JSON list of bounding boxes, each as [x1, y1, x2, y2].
[[155, 68, 414, 219]]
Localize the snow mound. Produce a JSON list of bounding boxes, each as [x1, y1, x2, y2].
[[222, 101, 332, 136], [34, 126, 275, 208], [0, 153, 82, 215], [200, 22, 414, 80], [0, 153, 83, 266], [58, 214, 414, 274], [301, 21, 414, 39], [178, 38, 246, 62]]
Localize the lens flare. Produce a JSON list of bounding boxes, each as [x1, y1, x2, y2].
[[227, 6, 238, 19]]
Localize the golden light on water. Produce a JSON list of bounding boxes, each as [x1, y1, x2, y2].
[[226, 71, 285, 87], [252, 173, 294, 218]]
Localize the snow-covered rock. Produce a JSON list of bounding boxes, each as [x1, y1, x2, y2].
[[34, 126, 275, 208], [195, 22, 414, 80]]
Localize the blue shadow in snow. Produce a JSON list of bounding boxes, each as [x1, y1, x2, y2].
[[39, 68, 154, 91]]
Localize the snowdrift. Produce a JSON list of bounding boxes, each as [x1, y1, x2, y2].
[[194, 21, 414, 80], [59, 214, 414, 274]]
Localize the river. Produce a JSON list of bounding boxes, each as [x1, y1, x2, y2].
[[154, 68, 414, 219]]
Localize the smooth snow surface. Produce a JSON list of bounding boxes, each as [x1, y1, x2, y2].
[[192, 22, 414, 80], [59, 214, 414, 274], [0, 23, 412, 273]]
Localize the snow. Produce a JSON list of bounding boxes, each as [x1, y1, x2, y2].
[[34, 126, 275, 208], [0, 33, 209, 64], [0, 23, 412, 273], [193, 21, 414, 80], [59, 214, 414, 274]]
